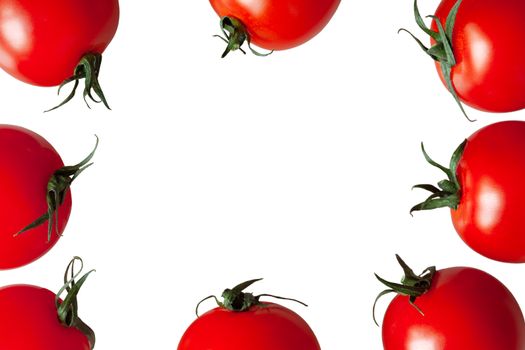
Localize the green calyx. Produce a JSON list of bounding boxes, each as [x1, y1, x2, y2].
[[373, 255, 436, 326], [410, 139, 466, 214], [214, 16, 273, 58], [399, 0, 473, 121], [56, 257, 96, 349], [46, 53, 110, 112], [14, 136, 99, 241], [195, 278, 307, 316]]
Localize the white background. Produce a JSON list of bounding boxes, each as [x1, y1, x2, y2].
[[0, 0, 523, 349]]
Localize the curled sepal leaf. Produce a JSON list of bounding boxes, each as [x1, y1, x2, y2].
[[56, 257, 96, 349], [399, 0, 473, 121], [410, 139, 467, 214], [15, 136, 99, 241], [373, 255, 436, 326], [46, 53, 110, 112], [214, 16, 273, 58], [195, 278, 307, 316]]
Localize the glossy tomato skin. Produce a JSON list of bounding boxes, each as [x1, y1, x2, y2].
[[209, 0, 340, 50], [382, 267, 525, 349], [0, 125, 71, 269], [451, 121, 525, 262], [431, 0, 525, 112], [0, 0, 119, 86], [178, 302, 321, 350], [0, 284, 90, 350]]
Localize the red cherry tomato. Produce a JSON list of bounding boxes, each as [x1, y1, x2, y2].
[[0, 125, 96, 269], [0, 285, 90, 349], [412, 121, 525, 262], [178, 279, 320, 350], [402, 0, 525, 116], [431, 0, 525, 112], [0, 257, 96, 350], [0, 0, 119, 109], [179, 303, 320, 350], [209, 0, 340, 56], [376, 257, 525, 349], [451, 121, 525, 262]]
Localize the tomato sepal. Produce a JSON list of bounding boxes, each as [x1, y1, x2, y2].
[[373, 255, 436, 326], [195, 278, 307, 316], [214, 17, 273, 58], [46, 53, 110, 112], [15, 136, 99, 241], [56, 257, 96, 349], [410, 139, 466, 214], [400, 0, 473, 120]]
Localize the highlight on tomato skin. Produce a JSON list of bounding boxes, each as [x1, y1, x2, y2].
[[178, 279, 321, 350], [374, 256, 525, 350], [179, 303, 321, 350], [411, 121, 525, 263], [0, 125, 97, 270], [431, 0, 525, 113], [0, 0, 120, 110], [401, 0, 525, 118], [209, 0, 341, 57]]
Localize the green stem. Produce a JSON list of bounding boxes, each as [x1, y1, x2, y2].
[[214, 17, 273, 58], [400, 0, 473, 121], [410, 139, 466, 215], [46, 53, 110, 112], [56, 257, 96, 349], [195, 278, 307, 316], [14, 136, 99, 241], [373, 255, 435, 326]]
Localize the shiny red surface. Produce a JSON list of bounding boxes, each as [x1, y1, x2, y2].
[[432, 0, 525, 112], [0, 0, 119, 86], [0, 125, 71, 269], [452, 121, 525, 262], [382, 267, 525, 349], [178, 302, 320, 350], [0, 285, 90, 350], [210, 0, 340, 50]]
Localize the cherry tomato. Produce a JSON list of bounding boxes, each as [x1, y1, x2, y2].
[[209, 0, 340, 57], [178, 279, 320, 350], [402, 0, 525, 116], [412, 121, 525, 263], [0, 0, 119, 109], [179, 303, 320, 350], [0, 257, 96, 350], [432, 0, 525, 113], [376, 256, 525, 349], [0, 125, 96, 269], [452, 121, 525, 262]]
